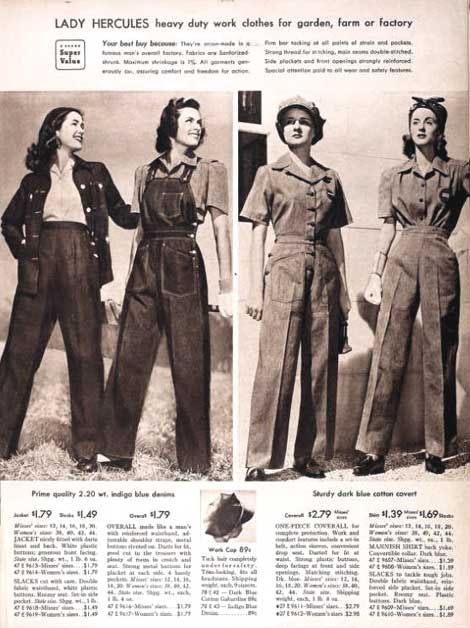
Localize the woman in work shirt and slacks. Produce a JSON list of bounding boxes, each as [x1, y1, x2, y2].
[[99, 97, 232, 474], [243, 96, 352, 481], [355, 97, 470, 476]]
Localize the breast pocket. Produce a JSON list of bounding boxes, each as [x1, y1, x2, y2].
[[158, 192, 184, 223], [161, 243, 197, 298]]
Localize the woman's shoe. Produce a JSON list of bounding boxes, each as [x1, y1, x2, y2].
[[98, 456, 133, 472], [353, 454, 385, 476], [293, 458, 325, 479], [425, 453, 445, 474], [245, 467, 266, 481]]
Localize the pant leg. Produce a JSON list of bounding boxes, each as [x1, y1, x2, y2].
[[294, 246, 340, 463], [54, 228, 104, 460], [246, 251, 305, 469], [0, 238, 57, 458], [162, 250, 211, 473], [100, 240, 162, 459], [356, 237, 420, 455], [420, 237, 460, 457]]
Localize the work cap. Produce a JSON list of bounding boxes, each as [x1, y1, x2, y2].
[[204, 493, 254, 540], [276, 95, 326, 145], [409, 97, 447, 133]]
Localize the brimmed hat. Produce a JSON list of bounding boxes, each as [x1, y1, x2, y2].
[[409, 97, 447, 133], [276, 95, 326, 145], [204, 493, 254, 539]]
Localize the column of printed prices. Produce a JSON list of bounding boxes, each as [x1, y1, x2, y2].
[[12, 492, 99, 620], [367, 505, 455, 618], [105, 487, 192, 618], [274, 488, 360, 619]]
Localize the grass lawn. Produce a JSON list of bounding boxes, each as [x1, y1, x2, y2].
[[0, 345, 232, 481]]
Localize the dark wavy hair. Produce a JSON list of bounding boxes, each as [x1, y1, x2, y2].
[[155, 98, 205, 153], [402, 134, 448, 160], [25, 107, 83, 172]]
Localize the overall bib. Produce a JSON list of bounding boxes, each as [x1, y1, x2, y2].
[[100, 164, 211, 472]]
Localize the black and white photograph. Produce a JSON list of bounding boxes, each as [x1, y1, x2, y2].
[[238, 89, 470, 482], [0, 91, 233, 481]]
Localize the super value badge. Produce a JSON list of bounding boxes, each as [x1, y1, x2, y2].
[[55, 40, 85, 70]]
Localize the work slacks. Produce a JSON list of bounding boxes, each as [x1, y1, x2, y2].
[[100, 236, 211, 472], [0, 223, 103, 460], [356, 226, 460, 458], [246, 240, 341, 469]]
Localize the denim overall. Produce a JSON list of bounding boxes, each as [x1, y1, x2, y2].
[[100, 164, 211, 472]]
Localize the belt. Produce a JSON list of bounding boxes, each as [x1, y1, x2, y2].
[[274, 234, 326, 245], [42, 221, 88, 231], [143, 228, 195, 239], [402, 225, 450, 239]]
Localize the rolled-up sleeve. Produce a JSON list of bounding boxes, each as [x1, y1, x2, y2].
[[459, 160, 470, 197], [206, 161, 228, 214], [130, 165, 147, 214], [330, 172, 353, 228], [240, 165, 271, 225], [377, 168, 395, 220]]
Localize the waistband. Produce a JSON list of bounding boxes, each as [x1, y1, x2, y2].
[[401, 225, 450, 239], [275, 234, 326, 245], [42, 221, 88, 231], [143, 227, 195, 239]]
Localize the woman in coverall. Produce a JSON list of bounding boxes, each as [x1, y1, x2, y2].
[[99, 97, 232, 473], [0, 107, 138, 472], [243, 96, 352, 481], [355, 97, 470, 476]]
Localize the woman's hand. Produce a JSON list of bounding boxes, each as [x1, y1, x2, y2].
[[339, 290, 352, 320], [246, 290, 264, 321], [364, 273, 382, 305], [217, 291, 233, 318]]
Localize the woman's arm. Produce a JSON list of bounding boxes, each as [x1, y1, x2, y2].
[[364, 218, 397, 305], [246, 222, 267, 321], [326, 228, 350, 319], [209, 207, 232, 318]]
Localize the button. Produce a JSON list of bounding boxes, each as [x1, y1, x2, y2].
[[91, 241, 96, 246], [190, 250, 197, 256], [80, 184, 86, 190], [86, 207, 91, 213], [192, 221, 198, 226], [419, 198, 424, 202], [189, 233, 195, 239], [421, 183, 425, 187], [98, 183, 103, 189], [29, 193, 33, 200], [93, 253, 99, 258], [105, 236, 110, 243]]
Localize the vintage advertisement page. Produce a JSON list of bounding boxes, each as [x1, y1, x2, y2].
[[0, 0, 469, 627]]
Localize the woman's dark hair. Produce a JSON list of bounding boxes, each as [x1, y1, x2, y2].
[[155, 97, 205, 153], [25, 107, 83, 172], [402, 134, 448, 160]]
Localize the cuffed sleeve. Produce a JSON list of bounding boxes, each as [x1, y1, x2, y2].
[[377, 168, 395, 220], [240, 165, 271, 225], [330, 172, 353, 228], [206, 160, 228, 214]]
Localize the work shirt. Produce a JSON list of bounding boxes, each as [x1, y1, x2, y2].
[[131, 151, 228, 222], [240, 152, 352, 240], [43, 159, 86, 224], [378, 156, 470, 232]]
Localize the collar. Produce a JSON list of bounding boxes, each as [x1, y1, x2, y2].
[[271, 151, 329, 184], [50, 158, 75, 176], [150, 149, 198, 172], [397, 156, 450, 177]]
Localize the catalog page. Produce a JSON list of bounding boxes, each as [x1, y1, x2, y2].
[[0, 0, 469, 627]]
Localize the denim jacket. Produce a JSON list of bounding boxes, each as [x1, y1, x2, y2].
[[2, 156, 139, 294]]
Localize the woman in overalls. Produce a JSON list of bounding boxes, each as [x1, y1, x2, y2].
[[355, 97, 469, 475], [99, 97, 232, 473], [242, 96, 352, 481]]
